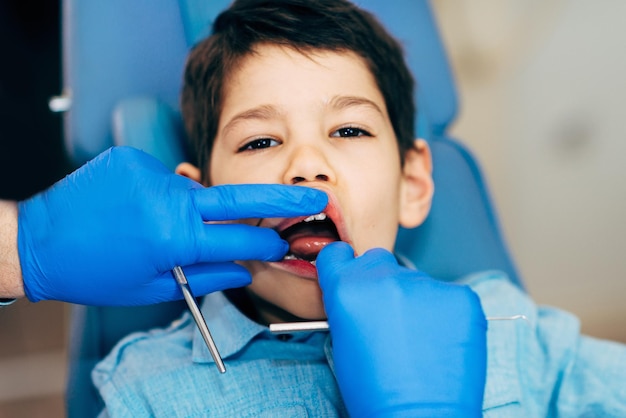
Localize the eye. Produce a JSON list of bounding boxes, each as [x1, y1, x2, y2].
[[237, 137, 280, 152], [331, 126, 372, 138]]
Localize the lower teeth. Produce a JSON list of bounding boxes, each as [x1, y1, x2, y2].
[[283, 254, 316, 265]]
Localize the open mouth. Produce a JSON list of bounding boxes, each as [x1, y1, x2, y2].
[[279, 212, 340, 265], [260, 193, 346, 278]]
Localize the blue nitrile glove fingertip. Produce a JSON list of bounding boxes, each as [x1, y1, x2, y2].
[[295, 186, 328, 211], [317, 241, 353, 263], [316, 242, 354, 287], [262, 239, 290, 262], [182, 262, 252, 296]]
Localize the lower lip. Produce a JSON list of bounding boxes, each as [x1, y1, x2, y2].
[[270, 258, 318, 280]]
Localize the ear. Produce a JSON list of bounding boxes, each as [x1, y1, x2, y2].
[[175, 162, 203, 183], [398, 139, 434, 228]]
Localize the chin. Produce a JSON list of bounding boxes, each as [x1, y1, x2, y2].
[[281, 291, 327, 321], [288, 307, 327, 322]]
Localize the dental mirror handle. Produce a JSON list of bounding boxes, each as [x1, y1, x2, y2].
[[172, 266, 226, 373], [269, 315, 529, 334]]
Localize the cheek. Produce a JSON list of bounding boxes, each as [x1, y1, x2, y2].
[[346, 167, 403, 254], [210, 155, 264, 185]]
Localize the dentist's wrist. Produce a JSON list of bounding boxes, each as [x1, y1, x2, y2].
[[0, 200, 25, 300]]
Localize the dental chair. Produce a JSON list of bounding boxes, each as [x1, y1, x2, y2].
[[60, 1, 522, 416]]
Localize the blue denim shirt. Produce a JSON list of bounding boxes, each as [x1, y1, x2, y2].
[[93, 289, 347, 417], [93, 271, 626, 417]]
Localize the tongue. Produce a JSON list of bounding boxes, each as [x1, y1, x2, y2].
[[288, 235, 336, 260]]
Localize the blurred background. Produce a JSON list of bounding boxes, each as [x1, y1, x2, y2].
[[1, 1, 625, 416], [433, 0, 626, 343]]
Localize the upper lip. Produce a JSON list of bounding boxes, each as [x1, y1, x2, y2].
[[259, 187, 348, 243]]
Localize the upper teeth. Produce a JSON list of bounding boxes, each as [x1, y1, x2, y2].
[[303, 213, 327, 222]]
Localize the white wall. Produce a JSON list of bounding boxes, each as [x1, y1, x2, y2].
[[432, 0, 626, 341]]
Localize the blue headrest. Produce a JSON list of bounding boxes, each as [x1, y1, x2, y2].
[[62, 0, 456, 166], [63, 0, 188, 165]]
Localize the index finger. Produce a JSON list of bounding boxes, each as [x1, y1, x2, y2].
[[191, 184, 328, 221]]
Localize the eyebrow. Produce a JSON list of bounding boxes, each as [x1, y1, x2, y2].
[[221, 104, 283, 136], [221, 95, 384, 136], [327, 95, 385, 116]]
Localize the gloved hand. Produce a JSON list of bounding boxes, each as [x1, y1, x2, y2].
[[317, 242, 487, 418], [18, 146, 327, 306]]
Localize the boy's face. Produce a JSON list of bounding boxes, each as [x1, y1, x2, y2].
[[179, 44, 433, 323]]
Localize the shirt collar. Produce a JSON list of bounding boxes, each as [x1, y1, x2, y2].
[[192, 291, 267, 363]]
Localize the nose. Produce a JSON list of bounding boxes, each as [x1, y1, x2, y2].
[[283, 145, 335, 185]]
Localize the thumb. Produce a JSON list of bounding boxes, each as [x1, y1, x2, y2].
[[316, 241, 355, 290]]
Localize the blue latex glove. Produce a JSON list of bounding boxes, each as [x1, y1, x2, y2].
[[317, 242, 487, 418], [17, 146, 327, 306]]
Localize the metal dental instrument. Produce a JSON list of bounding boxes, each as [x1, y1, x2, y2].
[[269, 315, 529, 334], [270, 321, 331, 333], [172, 266, 226, 373], [486, 314, 530, 323]]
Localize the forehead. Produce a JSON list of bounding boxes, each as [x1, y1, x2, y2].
[[219, 43, 387, 118]]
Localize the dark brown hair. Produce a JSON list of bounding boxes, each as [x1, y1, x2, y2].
[[181, 0, 416, 178]]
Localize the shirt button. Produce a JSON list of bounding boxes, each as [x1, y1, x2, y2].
[[278, 334, 293, 341]]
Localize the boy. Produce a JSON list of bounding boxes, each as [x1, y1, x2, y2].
[[93, 1, 626, 416]]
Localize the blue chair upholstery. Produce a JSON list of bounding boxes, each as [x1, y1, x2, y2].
[[62, 1, 521, 416]]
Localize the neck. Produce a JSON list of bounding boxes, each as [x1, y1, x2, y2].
[[224, 288, 305, 326]]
